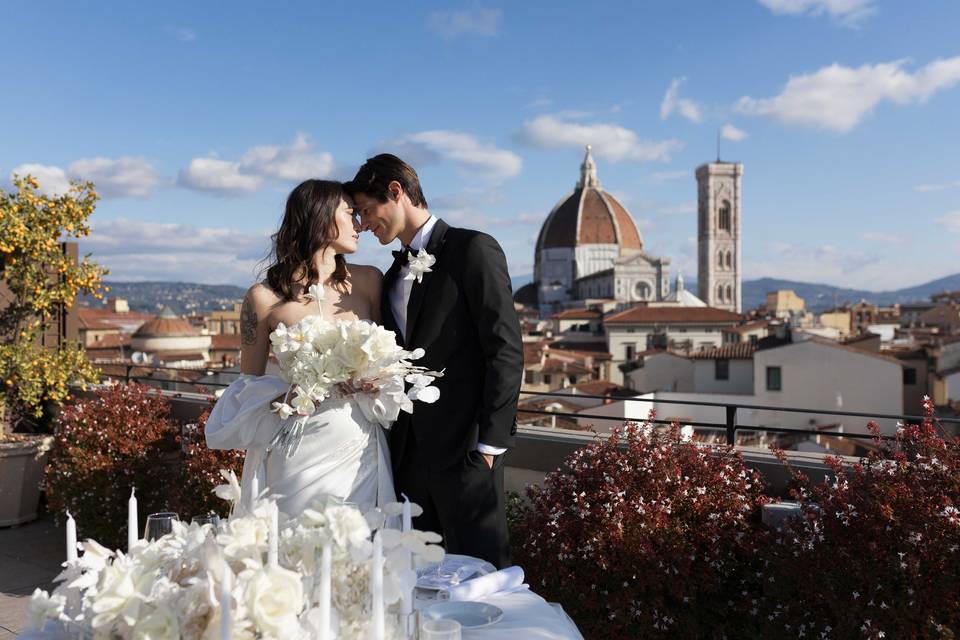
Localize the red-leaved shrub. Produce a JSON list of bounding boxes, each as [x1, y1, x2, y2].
[[45, 383, 243, 549], [512, 421, 770, 638], [760, 397, 960, 638]]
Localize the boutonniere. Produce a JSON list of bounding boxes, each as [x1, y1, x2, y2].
[[404, 249, 436, 284]]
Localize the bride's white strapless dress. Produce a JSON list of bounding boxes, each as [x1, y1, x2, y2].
[[204, 320, 397, 517]]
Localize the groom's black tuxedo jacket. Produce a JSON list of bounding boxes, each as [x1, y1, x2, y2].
[[381, 219, 523, 471]]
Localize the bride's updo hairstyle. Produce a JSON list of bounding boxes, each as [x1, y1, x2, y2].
[[264, 179, 349, 302]]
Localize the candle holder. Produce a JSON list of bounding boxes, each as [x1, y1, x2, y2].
[[399, 611, 418, 639]]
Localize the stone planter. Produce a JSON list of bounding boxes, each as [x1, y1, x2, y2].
[[0, 435, 54, 527]]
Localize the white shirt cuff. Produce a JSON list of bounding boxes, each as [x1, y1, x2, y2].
[[476, 443, 507, 456]]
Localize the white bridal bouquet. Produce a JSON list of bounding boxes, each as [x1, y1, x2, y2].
[[25, 471, 444, 640], [268, 284, 442, 443]]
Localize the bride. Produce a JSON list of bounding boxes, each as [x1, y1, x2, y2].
[[205, 179, 396, 516]]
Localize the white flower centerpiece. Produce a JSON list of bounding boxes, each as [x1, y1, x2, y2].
[[25, 471, 444, 639], [268, 284, 442, 454]]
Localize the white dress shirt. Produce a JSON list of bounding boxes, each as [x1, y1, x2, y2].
[[389, 216, 506, 457]]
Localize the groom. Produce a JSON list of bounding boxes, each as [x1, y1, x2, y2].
[[346, 154, 523, 568]]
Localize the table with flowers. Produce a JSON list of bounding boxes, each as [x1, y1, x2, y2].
[[18, 473, 582, 640]]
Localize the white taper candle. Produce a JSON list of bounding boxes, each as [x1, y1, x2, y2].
[[268, 503, 279, 567], [127, 487, 138, 552], [371, 530, 384, 640], [65, 511, 77, 563]]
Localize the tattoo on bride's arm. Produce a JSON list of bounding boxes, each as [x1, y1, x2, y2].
[[240, 296, 258, 345]]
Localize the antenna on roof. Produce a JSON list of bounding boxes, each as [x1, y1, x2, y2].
[[716, 129, 721, 162]]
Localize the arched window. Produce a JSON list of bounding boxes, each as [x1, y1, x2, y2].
[[634, 281, 652, 300], [717, 251, 724, 268], [725, 251, 732, 268], [718, 200, 731, 232], [717, 284, 724, 302], [725, 285, 733, 303]]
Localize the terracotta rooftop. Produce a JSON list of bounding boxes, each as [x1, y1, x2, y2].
[[134, 307, 201, 338], [564, 380, 633, 397], [689, 343, 758, 360], [545, 346, 612, 361], [550, 308, 602, 320], [88, 333, 132, 349], [605, 306, 742, 325], [536, 147, 643, 252], [78, 307, 151, 331], [540, 359, 593, 375]]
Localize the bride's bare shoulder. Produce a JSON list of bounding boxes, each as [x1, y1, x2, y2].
[[246, 281, 281, 309]]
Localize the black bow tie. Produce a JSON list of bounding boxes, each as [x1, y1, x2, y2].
[[392, 246, 412, 262]]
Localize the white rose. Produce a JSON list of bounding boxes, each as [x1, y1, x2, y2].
[[90, 557, 150, 631], [244, 566, 304, 637], [24, 588, 66, 631], [217, 516, 268, 563], [132, 604, 180, 640]]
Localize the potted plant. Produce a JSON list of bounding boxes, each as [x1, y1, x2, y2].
[[0, 175, 107, 526]]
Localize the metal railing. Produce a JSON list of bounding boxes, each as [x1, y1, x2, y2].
[[99, 365, 960, 446], [518, 389, 960, 445]]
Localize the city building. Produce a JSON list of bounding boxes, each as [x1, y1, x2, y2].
[[534, 146, 669, 315], [696, 161, 743, 312], [604, 306, 742, 384]]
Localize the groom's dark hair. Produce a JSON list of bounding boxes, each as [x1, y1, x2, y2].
[[345, 153, 428, 208]]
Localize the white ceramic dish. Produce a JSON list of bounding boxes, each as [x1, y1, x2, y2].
[[421, 601, 505, 628]]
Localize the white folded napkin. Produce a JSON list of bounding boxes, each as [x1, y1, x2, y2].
[[446, 566, 525, 602]]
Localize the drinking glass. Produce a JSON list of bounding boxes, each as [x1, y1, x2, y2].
[[420, 618, 461, 640], [191, 513, 221, 532], [144, 512, 180, 541]]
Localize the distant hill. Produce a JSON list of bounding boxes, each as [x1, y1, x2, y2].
[[82, 272, 960, 317], [79, 281, 247, 315], [511, 272, 960, 313], [741, 273, 960, 312]]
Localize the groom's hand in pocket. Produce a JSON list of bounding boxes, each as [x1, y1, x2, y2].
[[482, 453, 495, 469]]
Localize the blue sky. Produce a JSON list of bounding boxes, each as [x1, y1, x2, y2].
[[2, 1, 959, 290]]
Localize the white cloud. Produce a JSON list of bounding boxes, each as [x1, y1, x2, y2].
[[81, 218, 270, 285], [178, 158, 263, 194], [426, 7, 501, 39], [646, 170, 689, 183], [179, 134, 334, 195], [736, 57, 960, 132], [915, 180, 960, 192], [68, 157, 164, 198], [757, 0, 876, 26], [936, 211, 960, 234], [518, 115, 682, 163], [10, 163, 71, 196], [239, 134, 334, 181], [721, 123, 748, 141], [13, 157, 164, 199], [660, 77, 702, 123], [384, 130, 521, 181]]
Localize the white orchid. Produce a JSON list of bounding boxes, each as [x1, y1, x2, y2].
[[213, 469, 242, 504], [303, 282, 325, 303], [403, 248, 436, 284]]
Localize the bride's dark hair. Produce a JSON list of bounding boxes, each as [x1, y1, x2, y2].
[[263, 179, 349, 302]]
